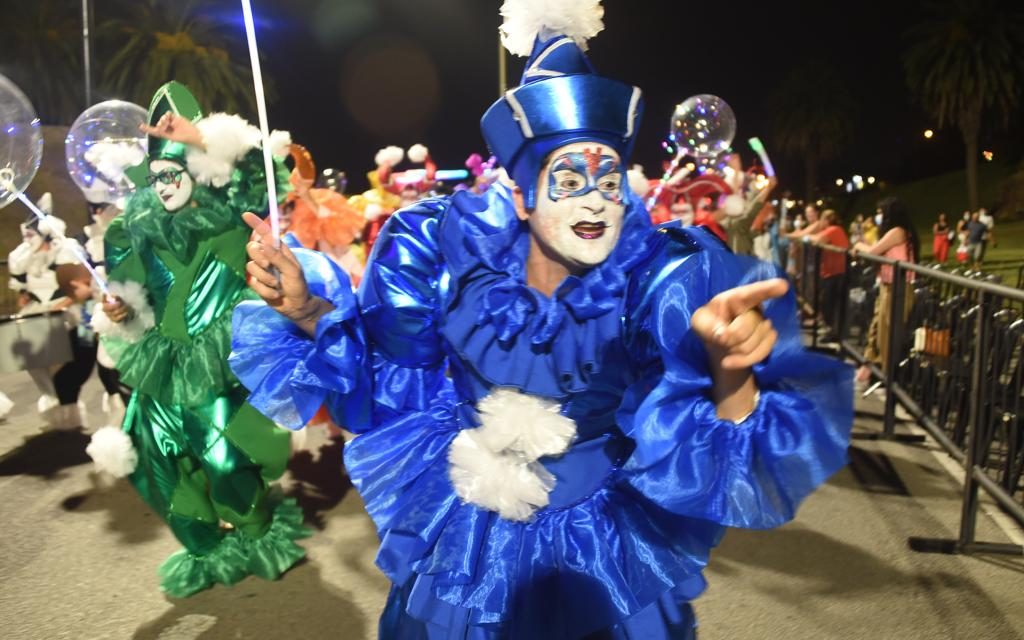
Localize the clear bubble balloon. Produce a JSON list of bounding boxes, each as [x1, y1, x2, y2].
[[670, 95, 736, 159], [0, 73, 43, 210], [65, 100, 147, 204]]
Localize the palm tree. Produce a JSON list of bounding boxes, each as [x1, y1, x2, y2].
[[769, 60, 856, 201], [904, 0, 1024, 211], [98, 0, 267, 116], [0, 0, 84, 124]]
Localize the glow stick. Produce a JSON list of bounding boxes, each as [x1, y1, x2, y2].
[[748, 137, 776, 178], [3, 181, 110, 294], [239, 0, 280, 246]]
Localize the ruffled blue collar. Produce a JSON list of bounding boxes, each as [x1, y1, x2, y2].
[[440, 184, 656, 399]]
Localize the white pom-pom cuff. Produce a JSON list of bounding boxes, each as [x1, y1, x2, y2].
[[447, 388, 577, 521], [86, 425, 138, 478], [91, 280, 155, 345]]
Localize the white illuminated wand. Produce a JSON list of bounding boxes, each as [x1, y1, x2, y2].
[[239, 0, 281, 247], [0, 171, 109, 295]]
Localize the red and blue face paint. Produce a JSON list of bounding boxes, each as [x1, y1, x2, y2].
[[547, 147, 624, 205]]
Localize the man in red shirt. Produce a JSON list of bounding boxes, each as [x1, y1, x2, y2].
[[810, 210, 850, 337]]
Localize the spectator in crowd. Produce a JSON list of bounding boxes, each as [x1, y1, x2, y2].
[[851, 197, 919, 384], [932, 212, 952, 263], [861, 213, 880, 245], [848, 213, 865, 246], [719, 176, 779, 256], [810, 210, 850, 340], [966, 210, 990, 269], [978, 207, 996, 262]]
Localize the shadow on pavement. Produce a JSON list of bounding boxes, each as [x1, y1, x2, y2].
[[60, 475, 165, 545], [131, 561, 369, 640], [286, 436, 352, 531], [0, 429, 91, 479]]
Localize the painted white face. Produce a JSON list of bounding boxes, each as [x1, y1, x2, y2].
[[148, 159, 194, 212], [527, 142, 626, 270]]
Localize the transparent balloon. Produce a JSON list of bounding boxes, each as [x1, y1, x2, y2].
[[670, 95, 736, 159], [0, 73, 43, 210], [65, 100, 147, 203]]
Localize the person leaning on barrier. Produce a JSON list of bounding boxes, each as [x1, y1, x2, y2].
[[808, 210, 850, 341], [850, 197, 920, 385]]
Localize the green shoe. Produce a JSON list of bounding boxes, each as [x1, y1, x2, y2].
[[239, 497, 310, 581], [158, 534, 248, 598]]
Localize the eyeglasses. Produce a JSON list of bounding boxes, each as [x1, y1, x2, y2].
[[146, 168, 187, 187]]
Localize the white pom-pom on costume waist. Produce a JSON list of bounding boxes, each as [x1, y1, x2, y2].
[[447, 388, 577, 522]]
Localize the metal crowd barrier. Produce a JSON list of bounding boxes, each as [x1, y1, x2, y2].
[[796, 240, 1024, 556]]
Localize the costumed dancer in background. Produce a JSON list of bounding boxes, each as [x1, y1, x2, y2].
[[78, 186, 132, 423], [462, 152, 502, 195], [281, 143, 366, 286], [7, 194, 94, 428], [350, 145, 403, 256], [87, 82, 306, 597], [232, 2, 852, 637]]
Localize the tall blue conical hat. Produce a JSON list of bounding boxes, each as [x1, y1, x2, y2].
[[481, 0, 643, 210]]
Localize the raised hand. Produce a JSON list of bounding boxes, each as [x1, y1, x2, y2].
[[101, 296, 132, 323], [139, 113, 205, 150], [691, 278, 789, 371], [243, 212, 333, 335]]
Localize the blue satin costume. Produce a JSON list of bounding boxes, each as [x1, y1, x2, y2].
[[230, 177, 852, 638], [230, 29, 852, 640]]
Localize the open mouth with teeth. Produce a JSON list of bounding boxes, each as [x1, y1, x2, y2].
[[572, 221, 608, 239]]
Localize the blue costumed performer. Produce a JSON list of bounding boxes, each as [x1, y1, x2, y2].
[[230, 1, 853, 636]]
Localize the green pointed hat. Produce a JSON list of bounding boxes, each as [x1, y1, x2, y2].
[[147, 81, 203, 164], [125, 81, 203, 187]]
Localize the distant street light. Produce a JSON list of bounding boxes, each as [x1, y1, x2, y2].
[[983, 150, 994, 161], [835, 178, 844, 186], [924, 129, 934, 139], [867, 176, 876, 185]]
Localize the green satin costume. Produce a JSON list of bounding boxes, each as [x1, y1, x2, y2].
[[104, 152, 307, 597]]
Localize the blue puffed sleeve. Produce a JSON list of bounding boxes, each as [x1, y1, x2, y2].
[[618, 227, 853, 529], [357, 200, 451, 416], [230, 248, 372, 431]]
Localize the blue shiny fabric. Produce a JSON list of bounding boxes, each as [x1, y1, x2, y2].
[[230, 184, 852, 639]]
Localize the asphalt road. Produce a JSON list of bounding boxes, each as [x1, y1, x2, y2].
[[0, 370, 1022, 640]]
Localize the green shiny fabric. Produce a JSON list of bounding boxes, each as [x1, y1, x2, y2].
[[104, 151, 287, 408], [103, 150, 301, 597]]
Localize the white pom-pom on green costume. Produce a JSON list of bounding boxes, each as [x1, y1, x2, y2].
[[90, 280, 155, 345], [86, 425, 139, 478]]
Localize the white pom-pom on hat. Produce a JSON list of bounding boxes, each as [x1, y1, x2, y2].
[[86, 426, 138, 478], [375, 145, 405, 168], [407, 144, 430, 164], [500, 0, 605, 57]]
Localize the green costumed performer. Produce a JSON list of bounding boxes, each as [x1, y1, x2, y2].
[[85, 81, 308, 597]]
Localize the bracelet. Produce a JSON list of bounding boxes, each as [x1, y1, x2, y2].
[[732, 390, 761, 425]]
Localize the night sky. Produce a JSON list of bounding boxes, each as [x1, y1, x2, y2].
[[149, 1, 1024, 193]]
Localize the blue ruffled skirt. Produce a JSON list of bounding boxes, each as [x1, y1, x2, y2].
[[344, 388, 724, 639]]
